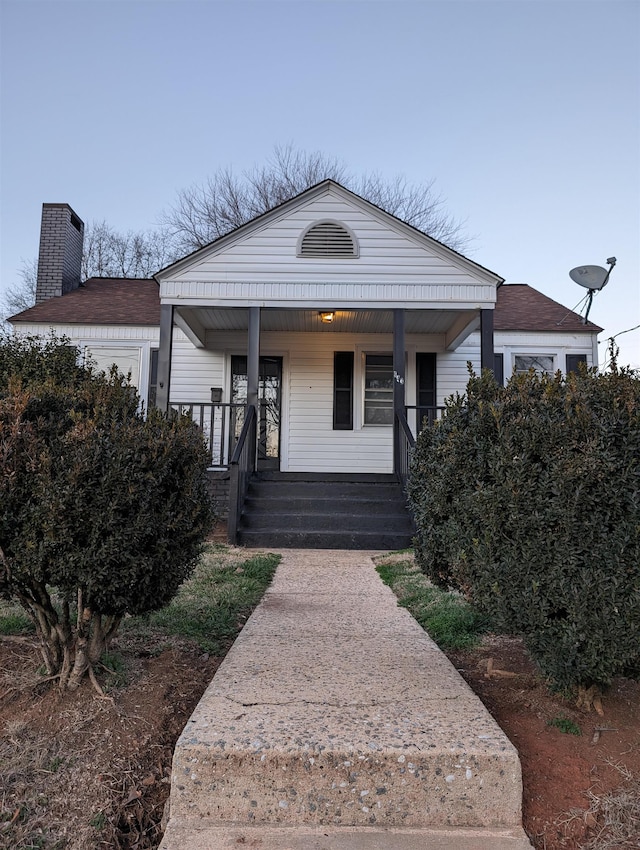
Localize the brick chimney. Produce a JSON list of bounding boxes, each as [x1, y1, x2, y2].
[[35, 203, 84, 303]]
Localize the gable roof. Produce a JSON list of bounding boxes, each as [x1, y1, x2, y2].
[[9, 278, 160, 326], [9, 278, 600, 333], [494, 284, 602, 332], [155, 179, 504, 287]]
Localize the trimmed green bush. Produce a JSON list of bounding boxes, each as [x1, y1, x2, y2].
[[0, 334, 213, 691], [408, 361, 640, 693]]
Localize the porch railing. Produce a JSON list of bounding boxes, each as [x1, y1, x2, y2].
[[395, 410, 416, 489], [227, 405, 257, 545], [169, 402, 246, 468], [396, 406, 446, 488], [405, 405, 446, 435]]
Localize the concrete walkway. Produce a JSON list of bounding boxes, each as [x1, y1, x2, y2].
[[160, 550, 533, 849]]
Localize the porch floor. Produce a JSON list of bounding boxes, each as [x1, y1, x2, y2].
[[160, 549, 532, 849]]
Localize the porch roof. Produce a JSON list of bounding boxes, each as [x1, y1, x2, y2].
[[10, 279, 601, 335]]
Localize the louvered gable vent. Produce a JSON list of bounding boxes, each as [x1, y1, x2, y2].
[[298, 221, 358, 258]]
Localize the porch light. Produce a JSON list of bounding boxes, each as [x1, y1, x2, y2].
[[319, 311, 335, 324]]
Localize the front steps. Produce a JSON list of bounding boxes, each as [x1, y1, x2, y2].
[[159, 551, 532, 850], [236, 473, 414, 549]]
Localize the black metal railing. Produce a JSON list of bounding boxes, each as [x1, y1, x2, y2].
[[227, 405, 257, 545], [404, 405, 446, 436], [169, 402, 246, 467], [394, 409, 416, 489]]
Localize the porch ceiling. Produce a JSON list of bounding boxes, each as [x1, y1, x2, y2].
[[175, 306, 479, 336]]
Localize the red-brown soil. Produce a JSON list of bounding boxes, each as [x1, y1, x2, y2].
[[1, 633, 639, 849], [446, 636, 640, 849]]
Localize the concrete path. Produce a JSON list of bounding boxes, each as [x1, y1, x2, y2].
[[160, 550, 533, 849]]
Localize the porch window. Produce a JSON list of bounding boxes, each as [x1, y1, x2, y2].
[[364, 354, 393, 425], [333, 351, 354, 430]]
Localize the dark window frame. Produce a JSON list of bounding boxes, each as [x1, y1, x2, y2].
[[566, 353, 588, 374]]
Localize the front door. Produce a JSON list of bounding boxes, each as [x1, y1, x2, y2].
[[231, 355, 283, 470]]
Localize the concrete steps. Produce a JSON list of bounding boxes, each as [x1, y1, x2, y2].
[[237, 474, 414, 550], [159, 551, 532, 849]]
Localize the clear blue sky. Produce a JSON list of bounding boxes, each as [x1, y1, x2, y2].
[[1, 0, 638, 366]]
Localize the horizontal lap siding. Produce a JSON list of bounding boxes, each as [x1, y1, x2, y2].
[[286, 333, 393, 473], [171, 196, 493, 293], [437, 338, 481, 405], [170, 331, 225, 403], [14, 324, 159, 406], [15, 323, 159, 342], [165, 329, 483, 473]]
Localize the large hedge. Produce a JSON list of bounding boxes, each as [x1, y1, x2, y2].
[[0, 334, 213, 691], [407, 362, 640, 695]]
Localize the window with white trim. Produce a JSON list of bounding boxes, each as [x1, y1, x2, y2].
[[364, 354, 393, 425], [85, 346, 141, 385], [513, 354, 555, 376]]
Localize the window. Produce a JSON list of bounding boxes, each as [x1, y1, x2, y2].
[[85, 346, 141, 385], [364, 354, 393, 425], [494, 353, 504, 386], [333, 351, 354, 430], [566, 353, 587, 374], [514, 354, 554, 376]]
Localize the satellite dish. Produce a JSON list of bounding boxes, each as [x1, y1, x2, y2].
[[569, 265, 610, 290], [569, 257, 616, 323]]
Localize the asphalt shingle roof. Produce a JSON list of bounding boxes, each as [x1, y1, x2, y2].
[[10, 279, 601, 333], [10, 278, 160, 326], [493, 284, 601, 332]]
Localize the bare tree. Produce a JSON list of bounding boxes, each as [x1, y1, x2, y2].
[[1, 223, 177, 324], [1, 259, 37, 322], [162, 144, 471, 254], [82, 221, 177, 279]]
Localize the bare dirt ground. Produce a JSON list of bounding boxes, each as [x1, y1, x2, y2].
[[1, 629, 639, 848], [447, 636, 640, 849]]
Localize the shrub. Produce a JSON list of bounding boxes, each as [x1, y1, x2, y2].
[[408, 361, 640, 696], [0, 334, 213, 691]]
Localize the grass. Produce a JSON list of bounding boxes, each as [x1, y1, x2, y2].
[[0, 603, 34, 636], [0, 544, 280, 850], [123, 545, 280, 655], [547, 715, 582, 736], [374, 552, 488, 650]]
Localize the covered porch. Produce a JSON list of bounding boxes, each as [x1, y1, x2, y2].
[[155, 303, 496, 545]]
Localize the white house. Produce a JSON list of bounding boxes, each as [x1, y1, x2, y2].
[[10, 182, 600, 548]]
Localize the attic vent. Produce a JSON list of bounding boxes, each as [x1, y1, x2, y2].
[[298, 221, 358, 258]]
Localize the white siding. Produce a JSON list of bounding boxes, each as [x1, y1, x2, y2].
[[158, 186, 500, 309], [168, 329, 477, 474], [494, 330, 598, 379], [13, 323, 159, 409]]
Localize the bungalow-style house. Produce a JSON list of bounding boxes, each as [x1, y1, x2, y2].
[[10, 182, 601, 549]]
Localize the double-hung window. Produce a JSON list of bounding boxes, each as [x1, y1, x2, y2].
[[363, 354, 393, 425]]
